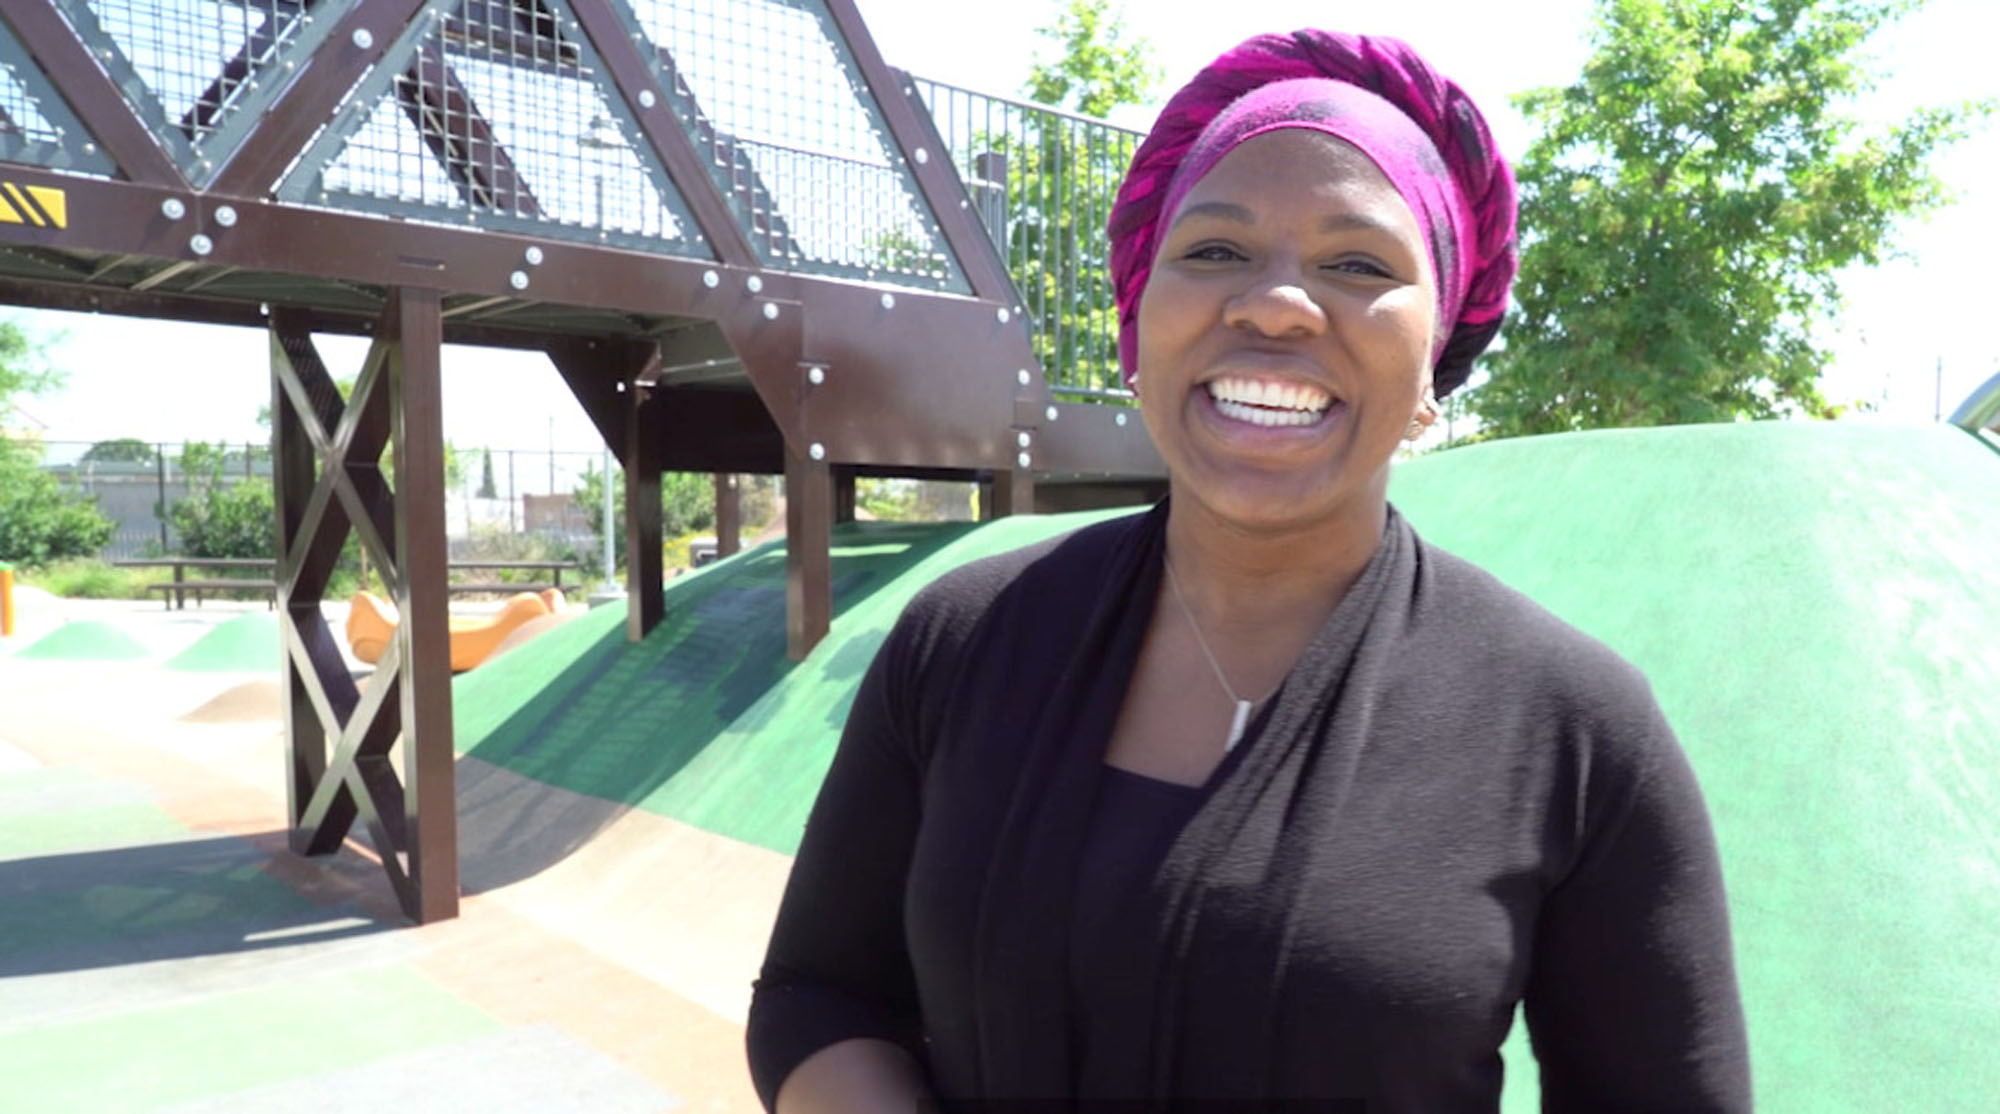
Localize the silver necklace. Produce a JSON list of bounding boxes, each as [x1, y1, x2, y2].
[[1163, 554, 1266, 751]]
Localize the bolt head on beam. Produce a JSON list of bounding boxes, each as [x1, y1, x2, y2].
[[524, 246, 544, 265], [638, 89, 657, 109], [1018, 452, 1032, 469], [160, 198, 186, 220], [807, 366, 826, 386], [1116, 412, 1129, 427], [188, 234, 213, 256], [997, 307, 1010, 324], [1046, 406, 1059, 422], [351, 28, 374, 50], [702, 270, 720, 289], [509, 270, 529, 290], [880, 293, 896, 310], [746, 274, 764, 293], [1017, 431, 1031, 448], [809, 443, 826, 461], [762, 303, 780, 320], [1016, 369, 1032, 387], [214, 205, 237, 228]]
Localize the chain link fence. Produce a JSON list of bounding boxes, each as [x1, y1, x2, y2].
[[32, 438, 622, 561]]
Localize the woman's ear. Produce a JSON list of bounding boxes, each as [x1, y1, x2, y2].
[[1404, 384, 1440, 442]]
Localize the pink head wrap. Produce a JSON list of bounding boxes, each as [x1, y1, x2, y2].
[[1109, 31, 1518, 397]]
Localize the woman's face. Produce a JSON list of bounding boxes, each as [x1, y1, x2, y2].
[[1135, 128, 1439, 536]]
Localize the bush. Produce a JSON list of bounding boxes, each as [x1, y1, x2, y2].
[[166, 440, 275, 559], [24, 558, 158, 599], [0, 438, 116, 566]]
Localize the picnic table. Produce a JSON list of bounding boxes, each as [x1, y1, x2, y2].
[[444, 560, 578, 596], [114, 557, 581, 609], [112, 557, 276, 610]]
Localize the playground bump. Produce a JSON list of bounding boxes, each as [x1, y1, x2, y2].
[[0, 421, 1997, 1111]]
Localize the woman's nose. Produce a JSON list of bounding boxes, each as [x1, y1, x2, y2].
[[1224, 274, 1326, 338]]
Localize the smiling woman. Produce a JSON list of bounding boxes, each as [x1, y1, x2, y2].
[[748, 28, 1751, 1114]]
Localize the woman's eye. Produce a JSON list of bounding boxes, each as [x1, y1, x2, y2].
[[1327, 258, 1393, 278], [1184, 243, 1246, 262]]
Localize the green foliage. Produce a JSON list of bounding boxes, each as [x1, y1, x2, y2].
[[1024, 0, 1158, 117], [167, 440, 274, 559], [477, 448, 497, 498], [857, 478, 920, 521], [23, 557, 160, 599], [81, 438, 158, 465], [1003, 0, 1155, 394], [574, 464, 718, 570], [0, 321, 115, 566], [1473, 0, 1989, 436], [0, 439, 117, 566], [0, 317, 61, 410]]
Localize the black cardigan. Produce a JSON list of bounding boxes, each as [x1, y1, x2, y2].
[[748, 504, 1751, 1111]]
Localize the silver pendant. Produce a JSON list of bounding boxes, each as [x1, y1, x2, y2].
[[1226, 698, 1253, 751]]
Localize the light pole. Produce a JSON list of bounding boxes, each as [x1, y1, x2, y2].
[[578, 116, 624, 593]]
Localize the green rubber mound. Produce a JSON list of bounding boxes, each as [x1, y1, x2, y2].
[[163, 613, 281, 672], [14, 620, 152, 662], [454, 510, 1135, 852], [1388, 421, 2000, 1112], [455, 421, 2000, 1110]]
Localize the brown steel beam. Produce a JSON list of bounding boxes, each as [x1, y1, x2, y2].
[[400, 47, 542, 216], [785, 444, 832, 660], [832, 466, 857, 524], [992, 470, 1040, 520], [0, 170, 1085, 476], [567, 0, 757, 267], [627, 380, 665, 641], [4, 0, 187, 188], [270, 295, 459, 924], [819, 0, 1017, 303], [211, 0, 427, 195], [385, 286, 458, 924]]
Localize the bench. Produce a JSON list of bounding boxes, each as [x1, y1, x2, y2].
[[142, 578, 278, 609], [116, 558, 277, 610]]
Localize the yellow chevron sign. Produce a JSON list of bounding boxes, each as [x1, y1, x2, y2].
[[0, 182, 67, 229]]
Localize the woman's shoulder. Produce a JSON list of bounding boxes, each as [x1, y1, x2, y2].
[[897, 507, 1155, 640], [1409, 528, 1665, 736]]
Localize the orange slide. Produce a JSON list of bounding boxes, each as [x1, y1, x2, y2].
[[345, 589, 569, 673]]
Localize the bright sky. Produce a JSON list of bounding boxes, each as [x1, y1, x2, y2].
[[15, 0, 1996, 454]]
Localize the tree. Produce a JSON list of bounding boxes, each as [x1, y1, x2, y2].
[[0, 319, 115, 565], [477, 447, 498, 499], [80, 437, 157, 465], [574, 464, 717, 569], [1471, 0, 1988, 436], [167, 440, 274, 559], [1002, 0, 1155, 394]]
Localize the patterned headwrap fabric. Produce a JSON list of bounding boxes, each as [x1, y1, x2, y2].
[[1108, 30, 1517, 397]]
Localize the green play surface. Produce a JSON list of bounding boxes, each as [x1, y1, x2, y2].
[[163, 612, 282, 672], [451, 420, 2000, 1111], [13, 619, 152, 662]]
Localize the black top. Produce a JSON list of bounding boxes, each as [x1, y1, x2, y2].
[[746, 504, 1751, 1111], [1070, 766, 1207, 1096]]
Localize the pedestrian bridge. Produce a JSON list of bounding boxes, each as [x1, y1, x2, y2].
[[0, 0, 1163, 920]]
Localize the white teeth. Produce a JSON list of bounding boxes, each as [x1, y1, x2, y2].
[[1213, 397, 1321, 427], [1205, 376, 1332, 416]]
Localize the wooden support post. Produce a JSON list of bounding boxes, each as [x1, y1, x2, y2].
[[715, 473, 742, 557], [626, 384, 664, 641], [832, 466, 858, 524], [268, 291, 458, 924], [988, 468, 1036, 518], [785, 446, 833, 661], [385, 287, 458, 924], [270, 324, 327, 838], [549, 337, 668, 641]]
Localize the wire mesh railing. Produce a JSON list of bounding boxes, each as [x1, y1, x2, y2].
[[616, 0, 966, 290], [912, 76, 1142, 402]]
